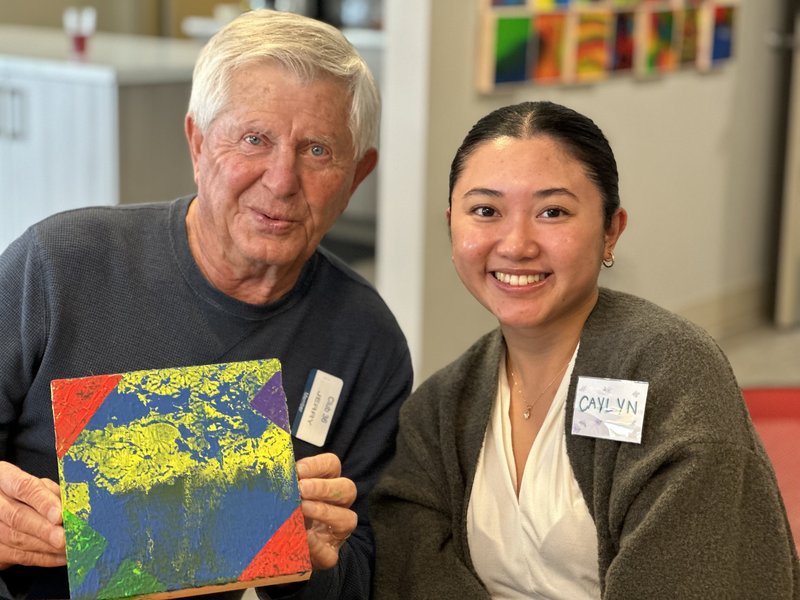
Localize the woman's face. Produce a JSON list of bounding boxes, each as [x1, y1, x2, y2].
[[448, 135, 625, 334]]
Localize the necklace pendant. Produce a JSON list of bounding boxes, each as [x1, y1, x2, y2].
[[523, 406, 532, 420]]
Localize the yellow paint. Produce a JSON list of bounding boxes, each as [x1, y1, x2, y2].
[[66, 359, 291, 496], [64, 482, 91, 519]]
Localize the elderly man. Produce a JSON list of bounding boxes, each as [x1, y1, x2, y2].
[[0, 9, 411, 600]]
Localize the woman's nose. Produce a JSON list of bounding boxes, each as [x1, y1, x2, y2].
[[497, 216, 538, 259]]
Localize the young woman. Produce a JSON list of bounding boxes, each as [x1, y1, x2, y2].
[[371, 101, 799, 599]]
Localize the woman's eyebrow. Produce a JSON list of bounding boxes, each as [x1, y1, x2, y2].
[[462, 186, 578, 199], [463, 187, 503, 198], [533, 187, 578, 199]]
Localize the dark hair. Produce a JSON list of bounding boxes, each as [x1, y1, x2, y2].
[[448, 101, 620, 228]]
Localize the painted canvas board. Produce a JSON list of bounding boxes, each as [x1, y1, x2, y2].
[[494, 15, 533, 85], [51, 359, 311, 600], [639, 9, 678, 75], [574, 11, 612, 82], [678, 7, 701, 65], [532, 13, 568, 83], [711, 5, 735, 64], [492, 0, 527, 6], [611, 11, 636, 72], [533, 0, 572, 9]]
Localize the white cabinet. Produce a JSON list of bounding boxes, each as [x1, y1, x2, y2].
[[0, 26, 202, 252], [0, 63, 117, 250]]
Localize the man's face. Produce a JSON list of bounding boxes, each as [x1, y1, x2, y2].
[[186, 62, 376, 299]]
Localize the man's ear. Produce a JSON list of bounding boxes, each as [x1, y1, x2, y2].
[[349, 148, 378, 195], [185, 114, 204, 183]]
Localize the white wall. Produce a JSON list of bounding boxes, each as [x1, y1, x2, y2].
[[378, 0, 790, 383]]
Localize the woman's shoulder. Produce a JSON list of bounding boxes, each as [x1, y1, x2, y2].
[[582, 288, 736, 390], [592, 287, 718, 349]]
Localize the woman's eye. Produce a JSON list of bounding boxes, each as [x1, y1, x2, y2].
[[244, 135, 261, 145], [541, 207, 565, 218], [473, 206, 497, 218]]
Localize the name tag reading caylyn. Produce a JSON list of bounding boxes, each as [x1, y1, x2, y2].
[[571, 376, 648, 444], [292, 369, 343, 447]]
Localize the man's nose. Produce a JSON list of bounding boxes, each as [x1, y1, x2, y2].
[[261, 149, 301, 198]]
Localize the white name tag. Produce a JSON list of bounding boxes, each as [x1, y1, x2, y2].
[[571, 376, 648, 444], [292, 369, 343, 447]]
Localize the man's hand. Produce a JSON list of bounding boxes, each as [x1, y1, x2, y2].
[[296, 453, 357, 571], [0, 461, 66, 570]]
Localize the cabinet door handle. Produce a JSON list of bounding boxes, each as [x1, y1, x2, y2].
[[9, 88, 25, 140], [0, 86, 8, 139]]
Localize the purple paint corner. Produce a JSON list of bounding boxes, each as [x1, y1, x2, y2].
[[251, 371, 290, 431]]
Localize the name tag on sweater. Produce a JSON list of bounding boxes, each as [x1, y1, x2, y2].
[[571, 376, 648, 443], [292, 369, 343, 446]]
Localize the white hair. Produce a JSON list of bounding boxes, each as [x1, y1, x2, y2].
[[187, 9, 380, 159]]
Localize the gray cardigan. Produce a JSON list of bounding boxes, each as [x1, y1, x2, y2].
[[371, 288, 799, 599]]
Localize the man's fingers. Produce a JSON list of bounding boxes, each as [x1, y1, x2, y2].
[[41, 479, 62, 500], [0, 542, 67, 568], [303, 508, 357, 571], [0, 521, 64, 554], [0, 495, 65, 550], [0, 462, 61, 524], [301, 500, 358, 534], [305, 528, 340, 571], [295, 453, 342, 480], [298, 477, 356, 507]]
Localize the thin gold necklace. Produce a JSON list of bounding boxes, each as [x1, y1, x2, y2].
[[508, 356, 571, 420]]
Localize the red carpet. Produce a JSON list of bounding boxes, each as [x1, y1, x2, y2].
[[742, 388, 800, 551]]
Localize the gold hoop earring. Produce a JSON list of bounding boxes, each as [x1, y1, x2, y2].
[[602, 253, 615, 268]]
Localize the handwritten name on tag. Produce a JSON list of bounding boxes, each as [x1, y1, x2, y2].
[[292, 369, 343, 447], [571, 376, 648, 444]]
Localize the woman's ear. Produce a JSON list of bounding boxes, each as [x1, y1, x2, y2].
[[604, 207, 628, 255]]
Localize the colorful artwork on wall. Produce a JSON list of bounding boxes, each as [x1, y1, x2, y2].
[[711, 5, 735, 63], [679, 7, 701, 65], [642, 9, 678, 74], [494, 16, 532, 84], [611, 11, 636, 71], [533, 13, 568, 82], [51, 359, 311, 600], [477, 0, 738, 92], [575, 11, 612, 82]]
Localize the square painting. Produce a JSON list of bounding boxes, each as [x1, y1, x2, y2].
[[641, 9, 678, 75], [51, 359, 311, 600], [611, 11, 636, 72], [494, 15, 533, 84], [532, 13, 568, 83], [711, 5, 735, 63], [575, 11, 612, 82]]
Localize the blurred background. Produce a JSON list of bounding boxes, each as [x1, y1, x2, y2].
[[1, 0, 798, 587], [1, 0, 799, 385]]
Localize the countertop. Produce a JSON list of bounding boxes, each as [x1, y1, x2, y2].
[[0, 25, 203, 84]]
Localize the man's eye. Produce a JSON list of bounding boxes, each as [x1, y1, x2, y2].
[[244, 135, 261, 145], [310, 145, 327, 157]]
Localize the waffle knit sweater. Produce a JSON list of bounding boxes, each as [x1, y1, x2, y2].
[[0, 197, 412, 600]]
